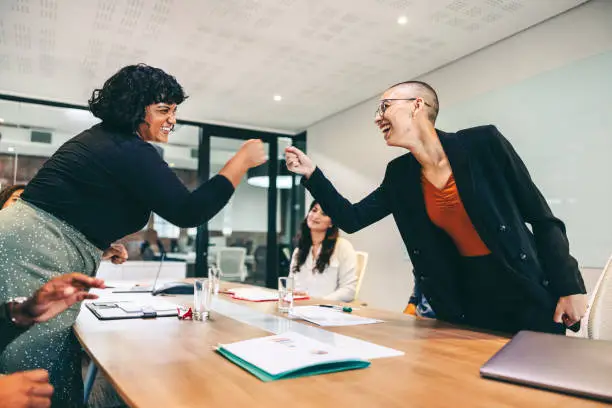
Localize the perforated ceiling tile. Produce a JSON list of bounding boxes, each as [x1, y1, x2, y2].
[[0, 0, 590, 131], [447, 1, 469, 12], [463, 5, 484, 17], [39, 27, 55, 49], [481, 12, 503, 23], [486, 0, 524, 12], [17, 55, 32, 74], [11, 0, 30, 14], [13, 22, 31, 49], [463, 22, 481, 31], [40, 0, 58, 20]]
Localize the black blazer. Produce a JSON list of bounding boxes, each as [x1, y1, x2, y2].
[[303, 125, 586, 323]]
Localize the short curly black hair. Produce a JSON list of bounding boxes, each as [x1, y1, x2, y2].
[[89, 64, 187, 133]]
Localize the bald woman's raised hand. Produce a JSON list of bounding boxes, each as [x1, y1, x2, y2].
[[285, 146, 315, 179]]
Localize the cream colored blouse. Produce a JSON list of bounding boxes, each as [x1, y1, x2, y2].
[[289, 237, 357, 302]]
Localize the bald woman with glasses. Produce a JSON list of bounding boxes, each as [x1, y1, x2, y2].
[[286, 80, 587, 336]]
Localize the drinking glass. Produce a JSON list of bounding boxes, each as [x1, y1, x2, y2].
[[194, 278, 213, 320], [278, 277, 294, 313]]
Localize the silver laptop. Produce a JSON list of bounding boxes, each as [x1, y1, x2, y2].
[[112, 254, 165, 293], [481, 331, 612, 402]]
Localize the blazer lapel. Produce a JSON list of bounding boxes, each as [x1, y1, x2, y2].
[[438, 129, 496, 251], [396, 152, 427, 215], [438, 130, 474, 206]]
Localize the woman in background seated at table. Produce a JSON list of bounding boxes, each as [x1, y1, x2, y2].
[[0, 184, 25, 209], [290, 201, 357, 302], [140, 228, 166, 260]]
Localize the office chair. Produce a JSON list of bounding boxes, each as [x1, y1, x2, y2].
[[252, 245, 267, 283], [216, 247, 248, 282], [354, 251, 369, 301], [587, 254, 612, 340]]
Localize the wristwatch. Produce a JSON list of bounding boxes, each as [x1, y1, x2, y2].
[[5, 297, 33, 327]]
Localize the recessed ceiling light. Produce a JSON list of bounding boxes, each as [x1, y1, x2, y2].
[[273, 95, 282, 102], [8, 147, 15, 153], [169, 162, 175, 168], [0, 118, 4, 123], [397, 16, 408, 25]]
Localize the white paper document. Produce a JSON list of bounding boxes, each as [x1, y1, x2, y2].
[[84, 290, 180, 320], [212, 299, 404, 359], [89, 292, 180, 311], [219, 331, 367, 376], [290, 306, 384, 327], [227, 287, 308, 302], [227, 287, 278, 301]]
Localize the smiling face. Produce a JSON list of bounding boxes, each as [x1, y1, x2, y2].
[[306, 203, 333, 233], [374, 83, 438, 149], [136, 103, 178, 143]]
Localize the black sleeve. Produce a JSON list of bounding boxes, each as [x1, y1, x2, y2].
[[488, 126, 585, 297], [301, 167, 391, 233], [117, 141, 235, 228]]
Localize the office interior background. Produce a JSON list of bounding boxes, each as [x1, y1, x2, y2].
[[0, 0, 610, 311]]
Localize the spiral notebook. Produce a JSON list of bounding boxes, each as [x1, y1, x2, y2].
[[216, 331, 370, 382]]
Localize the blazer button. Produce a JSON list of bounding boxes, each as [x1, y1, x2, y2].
[[519, 253, 527, 261], [413, 249, 420, 256], [460, 314, 466, 320], [419, 275, 426, 282], [542, 279, 550, 287], [499, 224, 507, 232]]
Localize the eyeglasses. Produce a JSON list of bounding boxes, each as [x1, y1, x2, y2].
[[375, 98, 432, 118]]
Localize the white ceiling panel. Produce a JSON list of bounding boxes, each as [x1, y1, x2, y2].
[[0, 0, 589, 132]]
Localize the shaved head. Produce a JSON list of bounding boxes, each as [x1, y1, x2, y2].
[[387, 81, 439, 123]]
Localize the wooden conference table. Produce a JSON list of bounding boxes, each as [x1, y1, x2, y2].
[[74, 282, 607, 408]]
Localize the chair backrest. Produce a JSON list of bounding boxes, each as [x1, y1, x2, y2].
[[252, 245, 267, 280], [354, 251, 369, 301], [587, 254, 612, 340], [217, 247, 247, 280]]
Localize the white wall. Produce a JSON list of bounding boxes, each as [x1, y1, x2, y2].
[[306, 0, 612, 312], [0, 126, 74, 156]]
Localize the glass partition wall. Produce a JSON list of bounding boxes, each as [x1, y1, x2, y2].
[[0, 95, 306, 288]]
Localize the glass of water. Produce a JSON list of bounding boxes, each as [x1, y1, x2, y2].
[[278, 276, 294, 313], [194, 278, 213, 321], [208, 264, 220, 296]]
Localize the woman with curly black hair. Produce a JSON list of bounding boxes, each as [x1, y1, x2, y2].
[[0, 64, 266, 407], [290, 201, 358, 302]]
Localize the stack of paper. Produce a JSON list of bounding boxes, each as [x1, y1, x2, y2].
[[217, 331, 370, 381], [226, 287, 309, 302], [289, 306, 383, 327]]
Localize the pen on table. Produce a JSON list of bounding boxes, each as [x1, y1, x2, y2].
[[318, 304, 353, 313]]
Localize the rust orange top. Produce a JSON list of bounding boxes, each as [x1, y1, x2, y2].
[[422, 173, 491, 257]]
